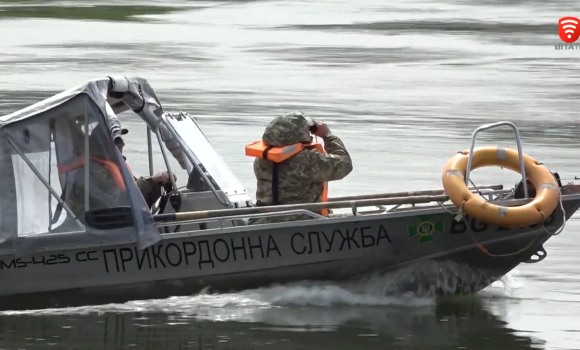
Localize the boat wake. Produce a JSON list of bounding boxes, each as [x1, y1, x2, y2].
[[0, 260, 523, 318]]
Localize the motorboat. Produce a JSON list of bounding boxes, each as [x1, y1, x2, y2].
[[0, 76, 578, 311]]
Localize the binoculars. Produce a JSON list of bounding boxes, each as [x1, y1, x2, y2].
[[306, 117, 318, 133]]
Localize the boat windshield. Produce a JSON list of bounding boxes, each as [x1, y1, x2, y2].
[[162, 113, 252, 207]]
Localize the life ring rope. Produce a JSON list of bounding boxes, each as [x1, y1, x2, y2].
[[435, 179, 567, 258]]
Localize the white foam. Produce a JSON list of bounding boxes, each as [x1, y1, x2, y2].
[[1, 259, 524, 319]]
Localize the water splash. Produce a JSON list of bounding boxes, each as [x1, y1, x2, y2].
[[0, 259, 520, 318], [479, 268, 525, 299]]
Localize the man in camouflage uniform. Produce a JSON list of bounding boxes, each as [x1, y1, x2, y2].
[[249, 112, 353, 224], [63, 125, 128, 224], [65, 160, 126, 223]]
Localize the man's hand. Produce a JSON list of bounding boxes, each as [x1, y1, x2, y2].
[[312, 120, 331, 138], [152, 171, 176, 184]]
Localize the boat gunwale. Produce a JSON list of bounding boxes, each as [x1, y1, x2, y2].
[[153, 192, 580, 240]]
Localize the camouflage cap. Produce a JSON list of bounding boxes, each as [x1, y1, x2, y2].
[[262, 111, 312, 147]]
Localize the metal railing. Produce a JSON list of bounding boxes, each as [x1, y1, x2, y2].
[[156, 209, 326, 230], [155, 187, 516, 233], [464, 121, 528, 198]]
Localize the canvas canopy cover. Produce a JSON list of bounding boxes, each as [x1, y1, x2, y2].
[[0, 76, 191, 256]]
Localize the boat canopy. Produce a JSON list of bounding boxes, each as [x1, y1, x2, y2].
[[0, 76, 201, 256]]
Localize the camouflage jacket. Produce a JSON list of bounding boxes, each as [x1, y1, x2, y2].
[[136, 176, 164, 208], [249, 112, 353, 225], [123, 156, 164, 208]]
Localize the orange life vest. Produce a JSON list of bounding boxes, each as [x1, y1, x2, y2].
[[57, 156, 126, 191], [245, 140, 329, 216]]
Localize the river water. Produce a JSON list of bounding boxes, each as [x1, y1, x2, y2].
[[1, 0, 580, 349]]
